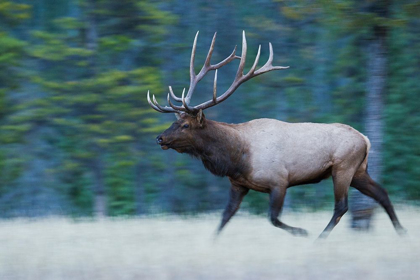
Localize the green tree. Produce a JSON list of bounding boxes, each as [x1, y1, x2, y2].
[[30, 0, 175, 216], [0, 1, 31, 212], [384, 2, 420, 202]]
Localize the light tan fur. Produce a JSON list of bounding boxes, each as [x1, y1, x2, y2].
[[230, 119, 368, 193]]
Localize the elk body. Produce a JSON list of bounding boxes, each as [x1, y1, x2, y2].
[[148, 31, 406, 238]]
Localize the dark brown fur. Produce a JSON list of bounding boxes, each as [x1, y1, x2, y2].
[[158, 114, 250, 179]]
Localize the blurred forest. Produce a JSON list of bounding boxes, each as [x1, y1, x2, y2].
[[0, 0, 419, 218]]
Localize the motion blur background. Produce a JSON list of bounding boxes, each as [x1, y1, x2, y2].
[[1, 0, 419, 219]]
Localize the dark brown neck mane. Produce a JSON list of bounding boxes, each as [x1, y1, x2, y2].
[[183, 120, 249, 179]]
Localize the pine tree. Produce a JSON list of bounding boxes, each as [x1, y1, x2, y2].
[[30, 0, 175, 216]]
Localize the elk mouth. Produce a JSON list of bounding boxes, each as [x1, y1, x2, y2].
[[159, 141, 175, 150], [157, 140, 170, 150], [159, 142, 189, 153], [156, 136, 171, 150]]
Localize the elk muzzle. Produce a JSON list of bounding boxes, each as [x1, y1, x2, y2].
[[156, 135, 169, 150]]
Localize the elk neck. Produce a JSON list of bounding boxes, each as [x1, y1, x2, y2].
[[187, 120, 250, 179]]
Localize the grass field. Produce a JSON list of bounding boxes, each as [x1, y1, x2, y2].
[[0, 207, 419, 280]]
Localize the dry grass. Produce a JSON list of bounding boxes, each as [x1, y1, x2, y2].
[[0, 207, 419, 280]]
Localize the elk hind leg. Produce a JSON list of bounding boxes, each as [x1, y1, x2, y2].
[[270, 187, 308, 237], [350, 171, 406, 235]]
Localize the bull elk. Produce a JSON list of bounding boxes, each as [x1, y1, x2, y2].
[[147, 31, 406, 238]]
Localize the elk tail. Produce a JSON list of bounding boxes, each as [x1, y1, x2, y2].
[[359, 133, 371, 172]]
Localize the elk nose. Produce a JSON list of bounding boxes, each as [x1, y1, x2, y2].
[[156, 136, 163, 145]]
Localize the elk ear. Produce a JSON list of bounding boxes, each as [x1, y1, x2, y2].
[[175, 112, 182, 120], [196, 109, 205, 126]]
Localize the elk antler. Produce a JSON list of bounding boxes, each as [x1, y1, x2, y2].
[[147, 31, 289, 114]]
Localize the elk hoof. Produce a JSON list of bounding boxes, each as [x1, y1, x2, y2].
[[290, 227, 308, 237], [397, 227, 408, 237]]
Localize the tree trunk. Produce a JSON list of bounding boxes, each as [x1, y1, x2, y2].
[[85, 0, 98, 74], [134, 143, 146, 215], [92, 156, 107, 218], [85, 0, 105, 218], [350, 5, 388, 230], [134, 161, 145, 215]]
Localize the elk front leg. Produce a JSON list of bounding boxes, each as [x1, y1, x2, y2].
[[318, 196, 348, 239], [269, 187, 308, 236], [318, 170, 350, 239], [217, 184, 249, 235]]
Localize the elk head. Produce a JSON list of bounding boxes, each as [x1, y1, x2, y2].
[[156, 110, 206, 153], [148, 31, 289, 153]]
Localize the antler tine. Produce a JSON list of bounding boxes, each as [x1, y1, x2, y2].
[[183, 31, 200, 106], [204, 32, 217, 68], [268, 42, 274, 64], [190, 31, 199, 81], [147, 91, 178, 113], [147, 91, 164, 112], [255, 42, 289, 75], [181, 88, 185, 99], [167, 93, 185, 111], [210, 45, 240, 70], [153, 94, 174, 112], [181, 88, 196, 114], [169, 86, 183, 102], [213, 69, 218, 103], [235, 30, 248, 79], [248, 44, 261, 75]]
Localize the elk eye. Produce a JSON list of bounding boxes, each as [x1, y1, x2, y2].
[[183, 124, 189, 129]]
